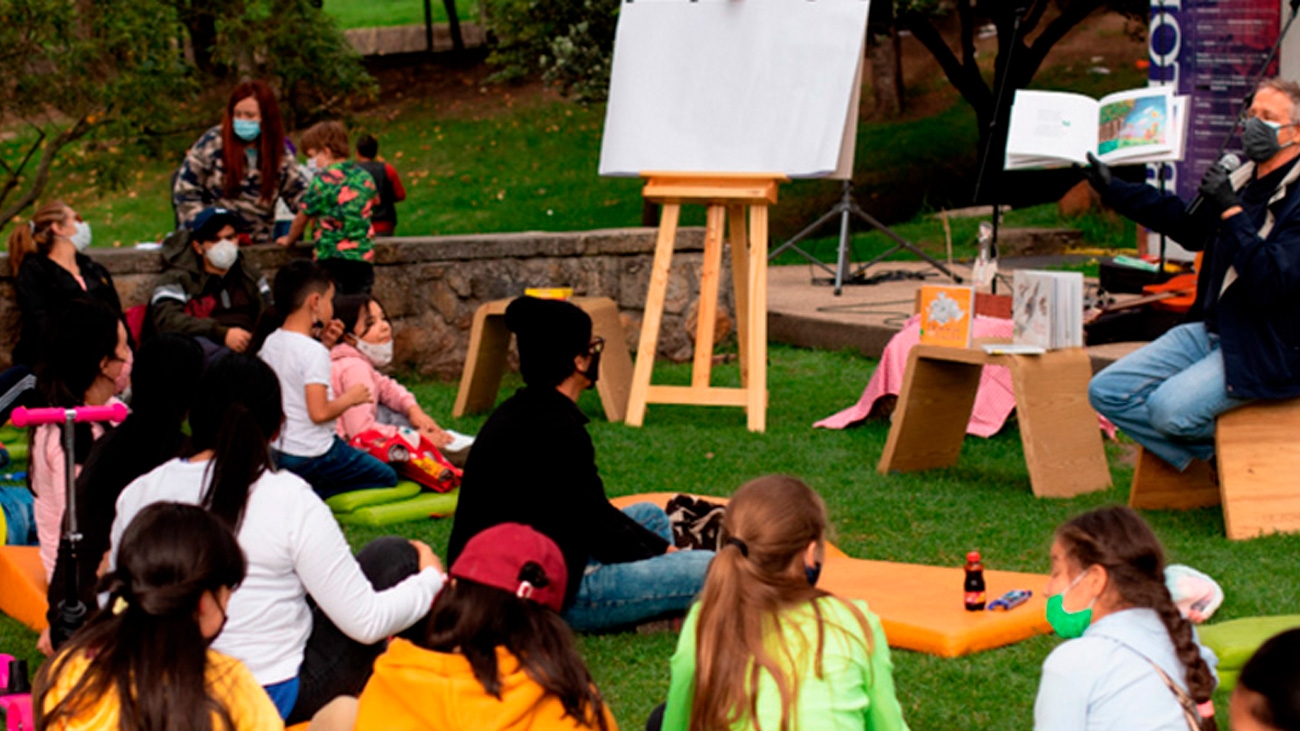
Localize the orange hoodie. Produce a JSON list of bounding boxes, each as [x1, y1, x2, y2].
[[355, 639, 618, 731]]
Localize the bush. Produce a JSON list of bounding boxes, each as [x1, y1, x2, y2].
[[486, 0, 619, 102]]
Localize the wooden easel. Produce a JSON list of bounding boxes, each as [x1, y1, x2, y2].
[[624, 173, 786, 432]]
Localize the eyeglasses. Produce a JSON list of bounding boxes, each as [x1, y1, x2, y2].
[[587, 337, 605, 355]]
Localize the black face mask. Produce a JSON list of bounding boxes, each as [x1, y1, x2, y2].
[[582, 350, 601, 389], [805, 560, 823, 587], [1242, 117, 1292, 162]]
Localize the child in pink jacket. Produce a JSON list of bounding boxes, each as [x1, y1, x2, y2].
[[330, 294, 452, 449]]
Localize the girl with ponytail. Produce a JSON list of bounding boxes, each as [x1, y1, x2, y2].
[[8, 200, 125, 367], [108, 354, 446, 724], [660, 475, 909, 731], [35, 501, 280, 731], [1035, 506, 1219, 731]]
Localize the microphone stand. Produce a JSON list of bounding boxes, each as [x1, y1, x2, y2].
[[971, 2, 1030, 295]]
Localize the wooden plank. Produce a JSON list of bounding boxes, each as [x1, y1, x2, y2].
[[1216, 399, 1300, 540], [584, 298, 634, 423], [912, 344, 994, 367], [746, 203, 769, 432], [625, 203, 681, 427], [1005, 348, 1111, 498], [1128, 446, 1220, 510], [878, 351, 983, 474], [645, 385, 750, 407], [728, 205, 750, 388], [452, 302, 512, 417], [642, 173, 785, 205], [691, 205, 726, 389]]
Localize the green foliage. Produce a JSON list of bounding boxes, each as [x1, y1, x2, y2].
[[0, 0, 192, 226], [485, 0, 619, 102], [322, 0, 480, 30], [213, 0, 378, 126]]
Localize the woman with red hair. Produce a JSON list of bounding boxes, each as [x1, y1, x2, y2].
[[173, 81, 308, 244]]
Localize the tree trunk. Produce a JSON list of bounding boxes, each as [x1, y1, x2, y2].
[[868, 26, 904, 118]]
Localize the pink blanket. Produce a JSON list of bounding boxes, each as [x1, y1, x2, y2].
[[815, 315, 1115, 439]]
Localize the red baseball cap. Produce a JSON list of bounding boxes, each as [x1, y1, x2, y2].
[[449, 523, 568, 612]]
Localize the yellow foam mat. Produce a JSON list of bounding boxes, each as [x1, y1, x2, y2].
[[0, 545, 49, 631], [611, 493, 1050, 657]]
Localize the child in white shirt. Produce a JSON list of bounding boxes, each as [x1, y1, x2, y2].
[[259, 260, 396, 498]]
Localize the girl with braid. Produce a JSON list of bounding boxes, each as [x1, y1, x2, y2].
[[659, 475, 909, 731], [1035, 506, 1219, 731]]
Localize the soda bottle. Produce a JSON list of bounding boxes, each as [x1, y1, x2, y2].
[[964, 551, 986, 611]]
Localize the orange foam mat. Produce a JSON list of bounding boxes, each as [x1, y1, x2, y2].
[[611, 493, 1050, 657], [0, 545, 49, 632]]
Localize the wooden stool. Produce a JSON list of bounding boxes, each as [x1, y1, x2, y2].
[[625, 173, 785, 432], [452, 296, 634, 422], [1127, 446, 1219, 510], [1127, 399, 1300, 540], [1217, 399, 1300, 539], [877, 344, 1111, 498]]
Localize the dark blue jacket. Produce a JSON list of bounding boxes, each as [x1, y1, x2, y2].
[[1102, 161, 1300, 399]]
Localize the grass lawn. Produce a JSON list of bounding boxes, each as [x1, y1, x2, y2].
[[323, 0, 481, 30], [3, 345, 1297, 729]]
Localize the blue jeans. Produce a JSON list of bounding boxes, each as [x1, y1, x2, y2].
[[273, 436, 397, 500], [0, 487, 36, 546], [262, 677, 300, 720], [563, 503, 714, 632], [1089, 322, 1252, 471]]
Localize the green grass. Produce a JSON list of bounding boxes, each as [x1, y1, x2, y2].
[[4, 345, 1296, 729], [323, 0, 481, 30]]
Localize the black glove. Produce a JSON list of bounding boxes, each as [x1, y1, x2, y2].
[[1084, 152, 1113, 193], [1198, 164, 1238, 214]]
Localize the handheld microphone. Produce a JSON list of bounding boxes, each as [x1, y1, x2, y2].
[[1186, 152, 1243, 217]]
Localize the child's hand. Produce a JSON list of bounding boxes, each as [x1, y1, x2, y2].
[[344, 382, 372, 406], [409, 410, 452, 447], [224, 327, 253, 353], [319, 319, 345, 348]]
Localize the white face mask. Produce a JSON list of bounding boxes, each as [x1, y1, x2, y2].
[[355, 338, 393, 368], [70, 221, 92, 252], [205, 238, 239, 271]]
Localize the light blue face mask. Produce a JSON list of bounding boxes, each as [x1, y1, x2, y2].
[[233, 119, 261, 142]]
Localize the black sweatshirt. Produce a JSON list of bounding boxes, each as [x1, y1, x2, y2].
[[446, 386, 669, 608]]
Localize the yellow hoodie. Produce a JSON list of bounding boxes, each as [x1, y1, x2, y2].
[[355, 639, 618, 731]]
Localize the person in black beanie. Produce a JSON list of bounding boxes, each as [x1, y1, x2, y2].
[[446, 296, 713, 632]]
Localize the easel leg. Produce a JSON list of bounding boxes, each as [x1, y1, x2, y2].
[[692, 205, 726, 388], [728, 205, 750, 388], [626, 203, 681, 427], [746, 204, 768, 432]]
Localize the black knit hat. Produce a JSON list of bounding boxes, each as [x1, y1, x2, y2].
[[505, 296, 592, 388]]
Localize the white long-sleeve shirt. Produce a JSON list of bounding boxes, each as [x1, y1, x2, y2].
[[110, 457, 443, 684]]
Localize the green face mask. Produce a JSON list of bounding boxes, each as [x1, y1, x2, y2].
[[1045, 570, 1095, 639]]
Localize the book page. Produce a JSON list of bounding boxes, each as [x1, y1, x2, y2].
[[1004, 90, 1100, 169], [1095, 87, 1177, 164]]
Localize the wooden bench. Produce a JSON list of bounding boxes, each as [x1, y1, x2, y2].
[[1128, 399, 1300, 540]]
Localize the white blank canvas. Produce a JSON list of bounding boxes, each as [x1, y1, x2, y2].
[[598, 0, 871, 179]]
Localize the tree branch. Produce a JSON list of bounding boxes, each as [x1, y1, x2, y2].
[[903, 10, 993, 115], [1021, 0, 1049, 37], [0, 127, 47, 214], [958, 0, 977, 77], [1020, 0, 1105, 85], [0, 120, 92, 229]]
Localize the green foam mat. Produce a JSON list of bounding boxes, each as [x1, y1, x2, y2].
[[325, 481, 422, 514], [333, 490, 459, 527], [1198, 614, 1300, 691]]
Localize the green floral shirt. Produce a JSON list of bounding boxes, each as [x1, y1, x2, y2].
[[301, 161, 377, 262]]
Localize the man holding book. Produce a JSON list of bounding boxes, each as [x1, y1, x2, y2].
[[1084, 78, 1300, 471]]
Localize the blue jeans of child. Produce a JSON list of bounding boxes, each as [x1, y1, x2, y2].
[[563, 503, 714, 632], [273, 436, 397, 500], [1088, 322, 1253, 471]]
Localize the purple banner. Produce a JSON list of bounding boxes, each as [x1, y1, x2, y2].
[[1148, 0, 1280, 200]]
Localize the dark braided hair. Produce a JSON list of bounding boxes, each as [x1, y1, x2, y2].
[[1056, 507, 1218, 729]]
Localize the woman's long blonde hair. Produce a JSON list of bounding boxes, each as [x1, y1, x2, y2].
[[690, 475, 874, 731], [7, 200, 70, 275]]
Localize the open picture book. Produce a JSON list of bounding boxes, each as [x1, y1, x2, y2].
[[1004, 86, 1187, 170]]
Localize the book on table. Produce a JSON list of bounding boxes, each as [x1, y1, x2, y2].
[[1011, 270, 1084, 352], [918, 285, 975, 349], [1004, 86, 1188, 170]]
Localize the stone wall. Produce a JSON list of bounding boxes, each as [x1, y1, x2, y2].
[[0, 227, 728, 379]]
